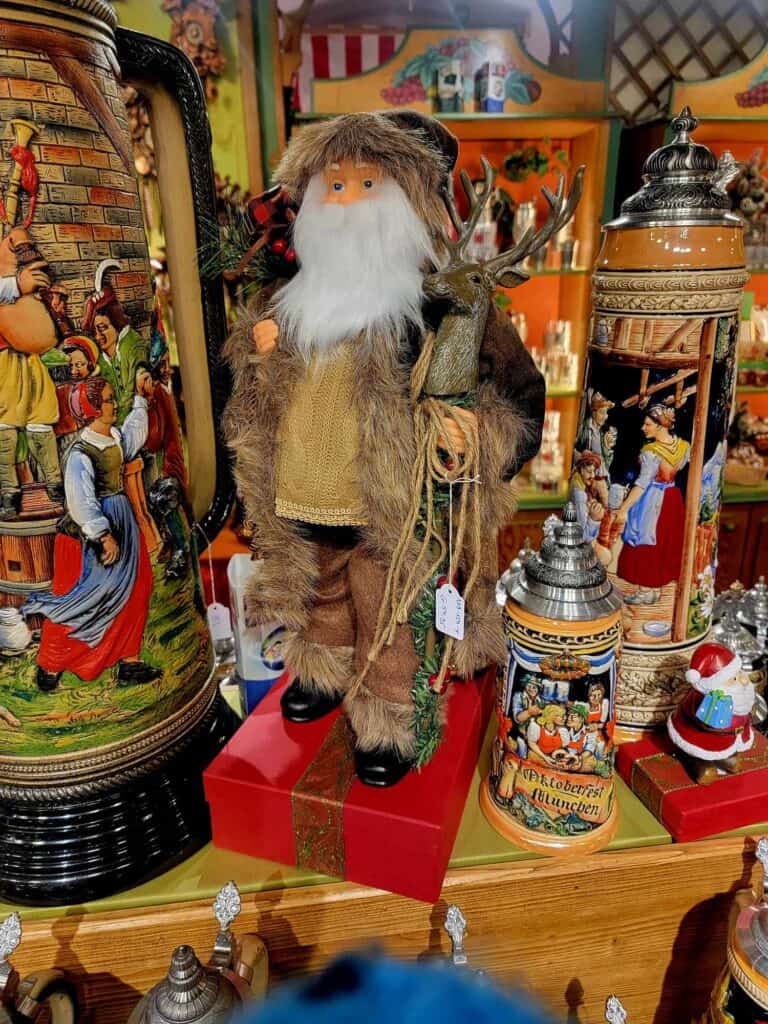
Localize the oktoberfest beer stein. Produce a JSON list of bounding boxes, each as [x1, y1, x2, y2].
[[572, 108, 748, 733], [482, 504, 623, 855], [0, 0, 232, 904]]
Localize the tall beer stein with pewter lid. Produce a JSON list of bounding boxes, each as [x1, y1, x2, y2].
[[0, 0, 233, 905], [572, 108, 747, 736]]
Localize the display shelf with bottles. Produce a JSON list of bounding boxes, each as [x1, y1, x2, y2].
[[299, 27, 621, 510]]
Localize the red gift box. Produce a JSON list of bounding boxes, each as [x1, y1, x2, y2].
[[204, 667, 494, 903], [616, 730, 768, 842]]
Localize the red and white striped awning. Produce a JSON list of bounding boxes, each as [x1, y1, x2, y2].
[[297, 31, 405, 111]]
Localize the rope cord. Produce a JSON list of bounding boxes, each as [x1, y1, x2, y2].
[[347, 336, 482, 699]]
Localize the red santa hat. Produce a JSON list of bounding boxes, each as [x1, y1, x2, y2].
[[686, 642, 742, 691]]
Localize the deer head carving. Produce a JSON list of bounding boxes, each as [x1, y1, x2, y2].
[[421, 158, 584, 397]]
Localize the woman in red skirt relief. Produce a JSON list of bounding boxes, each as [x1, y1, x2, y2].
[[23, 375, 158, 691], [614, 404, 690, 606]]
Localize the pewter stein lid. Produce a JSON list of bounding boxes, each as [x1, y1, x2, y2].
[[499, 503, 622, 622], [728, 838, 768, 1010], [128, 883, 249, 1024], [609, 107, 740, 229]]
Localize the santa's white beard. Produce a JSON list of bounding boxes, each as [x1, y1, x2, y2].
[[271, 173, 436, 358]]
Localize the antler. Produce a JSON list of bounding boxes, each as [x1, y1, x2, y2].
[[485, 165, 585, 280], [440, 156, 495, 264]]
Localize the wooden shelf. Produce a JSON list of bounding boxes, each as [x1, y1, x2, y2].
[[7, 716, 768, 1023], [517, 484, 569, 509], [723, 482, 768, 503], [545, 385, 579, 397]]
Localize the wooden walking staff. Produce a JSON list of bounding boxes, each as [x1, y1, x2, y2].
[[672, 317, 716, 642], [2, 119, 38, 233], [352, 160, 583, 695]]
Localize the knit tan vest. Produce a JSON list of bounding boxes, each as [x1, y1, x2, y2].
[[275, 342, 367, 526]]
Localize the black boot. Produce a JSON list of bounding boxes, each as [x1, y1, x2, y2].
[[354, 746, 413, 788], [117, 661, 162, 686], [37, 667, 61, 692], [280, 679, 342, 723]]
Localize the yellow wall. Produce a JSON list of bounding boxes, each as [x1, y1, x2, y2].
[[116, 0, 251, 187]]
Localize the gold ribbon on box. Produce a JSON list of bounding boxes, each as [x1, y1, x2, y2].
[[291, 716, 357, 878]]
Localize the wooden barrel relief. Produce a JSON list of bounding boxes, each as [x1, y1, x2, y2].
[[0, 520, 56, 624]]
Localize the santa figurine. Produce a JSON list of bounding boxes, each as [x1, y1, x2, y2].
[[224, 111, 546, 786], [667, 641, 756, 785]]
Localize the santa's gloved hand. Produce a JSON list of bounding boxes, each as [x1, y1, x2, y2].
[[437, 406, 477, 457]]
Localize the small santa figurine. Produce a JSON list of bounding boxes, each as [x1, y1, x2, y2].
[[667, 641, 756, 785]]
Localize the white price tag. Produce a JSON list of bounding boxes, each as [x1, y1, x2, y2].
[[435, 583, 465, 641], [206, 601, 232, 643]]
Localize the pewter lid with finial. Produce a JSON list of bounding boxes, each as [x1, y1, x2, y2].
[[727, 838, 768, 1011], [499, 503, 622, 622], [605, 995, 628, 1024], [128, 883, 249, 1024], [0, 913, 20, 1009], [609, 107, 740, 229]]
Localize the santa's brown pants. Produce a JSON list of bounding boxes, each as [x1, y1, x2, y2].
[[290, 525, 420, 757]]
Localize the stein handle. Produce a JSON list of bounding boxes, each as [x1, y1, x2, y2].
[[16, 969, 79, 1024], [114, 29, 233, 539]]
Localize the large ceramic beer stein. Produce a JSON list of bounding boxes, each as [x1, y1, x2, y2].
[[704, 838, 768, 1023], [482, 504, 623, 855], [0, 0, 232, 904], [571, 108, 748, 734]]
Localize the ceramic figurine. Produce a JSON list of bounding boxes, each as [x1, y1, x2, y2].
[[668, 642, 757, 784], [704, 837, 768, 1022], [0, 0, 232, 905], [573, 108, 748, 734], [0, 912, 79, 1023], [224, 111, 553, 786], [483, 503, 623, 855], [128, 881, 268, 1023]]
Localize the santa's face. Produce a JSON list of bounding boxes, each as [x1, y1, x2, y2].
[[271, 161, 436, 357], [322, 159, 383, 206]]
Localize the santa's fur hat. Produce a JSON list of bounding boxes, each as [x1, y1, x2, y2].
[[274, 111, 458, 246]]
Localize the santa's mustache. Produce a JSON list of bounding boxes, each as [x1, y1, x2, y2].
[[271, 174, 436, 358]]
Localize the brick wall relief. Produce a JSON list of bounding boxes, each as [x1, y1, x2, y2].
[[0, 43, 211, 760]]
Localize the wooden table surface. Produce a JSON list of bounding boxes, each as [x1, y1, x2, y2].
[[4, 715, 766, 1022]]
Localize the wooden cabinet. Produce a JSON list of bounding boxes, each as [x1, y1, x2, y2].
[[745, 504, 768, 583], [715, 500, 768, 590], [717, 504, 754, 590]]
